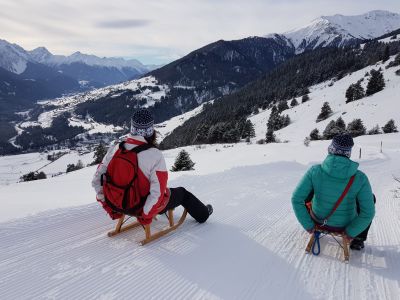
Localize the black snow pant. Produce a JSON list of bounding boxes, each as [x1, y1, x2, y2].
[[355, 194, 376, 241], [159, 187, 210, 223]]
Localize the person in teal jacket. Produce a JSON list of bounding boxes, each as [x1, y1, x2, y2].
[[292, 133, 375, 250]]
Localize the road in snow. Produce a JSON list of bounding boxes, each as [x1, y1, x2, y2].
[[0, 134, 399, 299]]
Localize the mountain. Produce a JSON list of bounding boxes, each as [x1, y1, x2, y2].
[[278, 10, 400, 53], [148, 36, 294, 99], [29, 48, 149, 86], [160, 30, 400, 149], [0, 39, 151, 88]]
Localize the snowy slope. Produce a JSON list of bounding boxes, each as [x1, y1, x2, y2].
[[0, 39, 32, 74], [249, 55, 400, 143], [19, 76, 168, 130], [0, 133, 399, 299], [282, 10, 400, 52]]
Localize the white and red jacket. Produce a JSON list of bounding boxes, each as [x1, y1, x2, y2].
[[92, 135, 170, 219]]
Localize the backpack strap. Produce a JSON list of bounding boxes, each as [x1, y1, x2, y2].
[[310, 175, 356, 226], [118, 141, 154, 154]]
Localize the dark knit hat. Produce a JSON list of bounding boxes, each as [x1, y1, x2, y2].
[[131, 109, 154, 137], [328, 133, 354, 158]]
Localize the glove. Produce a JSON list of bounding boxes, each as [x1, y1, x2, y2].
[[96, 196, 123, 220], [137, 214, 153, 225], [96, 193, 105, 202]]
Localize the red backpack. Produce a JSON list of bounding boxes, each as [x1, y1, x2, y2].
[[101, 142, 153, 216]]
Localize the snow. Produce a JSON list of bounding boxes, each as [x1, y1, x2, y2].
[[156, 103, 207, 141], [282, 10, 400, 52], [18, 76, 167, 137], [249, 56, 400, 143], [0, 150, 94, 185], [0, 39, 31, 74], [1, 133, 400, 299]]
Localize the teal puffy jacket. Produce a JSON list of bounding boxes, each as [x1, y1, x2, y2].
[[291, 154, 375, 238]]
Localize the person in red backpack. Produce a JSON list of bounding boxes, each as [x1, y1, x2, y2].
[[92, 109, 213, 225]]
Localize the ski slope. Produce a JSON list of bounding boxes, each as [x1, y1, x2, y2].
[[1, 133, 400, 299]]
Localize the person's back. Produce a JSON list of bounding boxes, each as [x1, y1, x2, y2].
[[291, 134, 375, 249]]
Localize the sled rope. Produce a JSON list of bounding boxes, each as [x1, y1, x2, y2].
[[330, 233, 345, 250], [312, 231, 321, 255]]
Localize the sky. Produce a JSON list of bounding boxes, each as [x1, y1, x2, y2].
[[1, 0, 400, 65]]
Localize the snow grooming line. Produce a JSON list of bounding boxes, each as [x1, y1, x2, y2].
[[305, 228, 350, 263], [107, 209, 187, 245]]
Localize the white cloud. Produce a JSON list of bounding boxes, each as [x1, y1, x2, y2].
[[0, 0, 399, 64]]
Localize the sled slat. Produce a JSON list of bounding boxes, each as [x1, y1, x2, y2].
[[107, 215, 142, 237], [107, 209, 188, 245], [305, 234, 315, 253], [141, 209, 187, 245], [304, 229, 350, 262]]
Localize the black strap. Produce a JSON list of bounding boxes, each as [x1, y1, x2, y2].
[[104, 194, 148, 216], [119, 141, 154, 154]]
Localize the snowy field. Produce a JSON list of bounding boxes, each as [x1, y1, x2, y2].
[[1, 133, 400, 299]]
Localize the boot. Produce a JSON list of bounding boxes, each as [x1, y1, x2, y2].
[[350, 238, 365, 250], [206, 204, 213, 216]]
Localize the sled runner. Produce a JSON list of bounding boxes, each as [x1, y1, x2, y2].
[[107, 209, 188, 245], [305, 227, 350, 263]]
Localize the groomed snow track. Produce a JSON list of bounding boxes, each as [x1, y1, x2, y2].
[[1, 152, 400, 299]]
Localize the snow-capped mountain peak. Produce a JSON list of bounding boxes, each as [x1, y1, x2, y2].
[[0, 39, 32, 74], [29, 47, 53, 62], [282, 10, 400, 53]]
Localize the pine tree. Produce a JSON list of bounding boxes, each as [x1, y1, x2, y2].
[[347, 119, 367, 137], [368, 124, 381, 135], [241, 120, 256, 139], [346, 81, 364, 103], [309, 128, 320, 140], [353, 81, 365, 101], [345, 84, 354, 102], [302, 94, 310, 103], [382, 45, 390, 62], [278, 101, 289, 112], [93, 143, 107, 164], [366, 69, 385, 96], [265, 129, 276, 143], [387, 53, 400, 68], [335, 117, 346, 133], [304, 137, 311, 147], [323, 120, 341, 139], [290, 98, 298, 107], [171, 150, 195, 171], [382, 119, 398, 133], [316, 102, 333, 122]]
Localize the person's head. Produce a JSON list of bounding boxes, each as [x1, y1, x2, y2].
[[328, 133, 354, 159], [131, 108, 154, 138]]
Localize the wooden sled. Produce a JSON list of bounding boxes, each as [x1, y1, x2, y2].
[[305, 229, 350, 263], [107, 209, 188, 245]]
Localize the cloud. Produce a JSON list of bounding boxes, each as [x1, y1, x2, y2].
[[0, 0, 399, 64], [96, 19, 151, 29]]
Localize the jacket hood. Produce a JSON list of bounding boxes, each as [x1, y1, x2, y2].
[[321, 154, 359, 179]]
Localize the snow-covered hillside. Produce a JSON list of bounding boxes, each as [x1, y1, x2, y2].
[[249, 55, 400, 143], [282, 10, 400, 52], [0, 39, 32, 74], [19, 76, 168, 131], [1, 132, 399, 299]]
